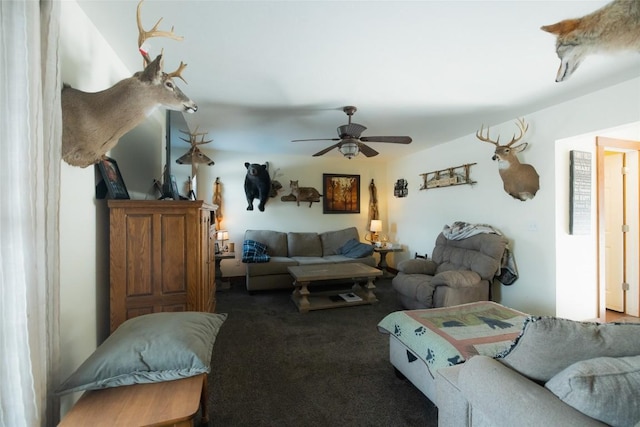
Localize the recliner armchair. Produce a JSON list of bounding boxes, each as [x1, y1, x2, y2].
[[392, 232, 508, 309]]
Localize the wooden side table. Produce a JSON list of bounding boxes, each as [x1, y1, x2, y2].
[[373, 246, 403, 277], [215, 252, 235, 290], [59, 374, 207, 426]]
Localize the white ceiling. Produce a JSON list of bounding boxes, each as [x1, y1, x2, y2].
[[75, 0, 640, 160]]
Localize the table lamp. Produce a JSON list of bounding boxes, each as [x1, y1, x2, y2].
[[370, 220, 382, 243], [217, 230, 229, 252]]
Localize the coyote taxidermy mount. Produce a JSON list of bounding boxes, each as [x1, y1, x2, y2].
[[541, 0, 640, 82]]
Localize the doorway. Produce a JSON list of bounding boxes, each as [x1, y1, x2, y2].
[[597, 137, 640, 318]]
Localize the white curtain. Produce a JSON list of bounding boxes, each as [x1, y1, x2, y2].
[[0, 1, 61, 426]]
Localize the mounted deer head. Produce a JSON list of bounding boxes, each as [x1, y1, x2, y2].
[[61, 0, 197, 167], [176, 128, 214, 166], [476, 118, 540, 201]]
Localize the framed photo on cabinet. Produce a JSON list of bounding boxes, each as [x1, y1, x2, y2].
[[96, 157, 130, 200]]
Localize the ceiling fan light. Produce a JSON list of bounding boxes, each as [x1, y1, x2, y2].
[[339, 142, 359, 159]]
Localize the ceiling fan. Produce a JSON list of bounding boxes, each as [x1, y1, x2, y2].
[[292, 106, 412, 159]]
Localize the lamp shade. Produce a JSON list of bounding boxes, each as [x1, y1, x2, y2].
[[370, 220, 382, 233], [339, 142, 359, 159], [217, 230, 229, 241]]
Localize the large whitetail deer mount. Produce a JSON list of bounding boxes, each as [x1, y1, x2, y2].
[[61, 0, 197, 167], [476, 118, 540, 201]]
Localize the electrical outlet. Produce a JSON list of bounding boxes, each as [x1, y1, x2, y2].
[[236, 259, 241, 266]]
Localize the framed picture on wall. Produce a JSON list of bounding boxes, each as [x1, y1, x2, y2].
[[96, 157, 130, 200], [322, 173, 360, 214]]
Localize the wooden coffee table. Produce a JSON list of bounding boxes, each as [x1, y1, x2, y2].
[[287, 263, 382, 313]]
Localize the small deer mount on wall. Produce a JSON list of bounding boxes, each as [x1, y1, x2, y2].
[[281, 180, 322, 207], [476, 118, 540, 201], [176, 128, 214, 166], [61, 0, 197, 167]]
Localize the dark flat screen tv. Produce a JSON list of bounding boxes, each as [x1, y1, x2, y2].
[[159, 110, 183, 200]]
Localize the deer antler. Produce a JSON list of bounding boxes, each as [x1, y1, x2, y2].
[[476, 124, 500, 146], [505, 118, 529, 147], [167, 61, 188, 84], [476, 118, 529, 147], [137, 0, 183, 50], [179, 128, 213, 146]]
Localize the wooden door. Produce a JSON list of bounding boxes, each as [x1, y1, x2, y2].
[[604, 152, 624, 312]]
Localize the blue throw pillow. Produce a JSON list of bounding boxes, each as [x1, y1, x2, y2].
[[242, 239, 270, 263], [340, 238, 374, 258]]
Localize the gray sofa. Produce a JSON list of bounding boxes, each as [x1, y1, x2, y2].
[[435, 317, 640, 427], [243, 227, 376, 292]]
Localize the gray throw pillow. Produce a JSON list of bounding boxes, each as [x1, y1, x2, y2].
[[545, 355, 640, 426], [497, 316, 640, 382], [56, 311, 227, 395]]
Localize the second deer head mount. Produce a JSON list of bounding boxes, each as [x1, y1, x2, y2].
[[61, 0, 197, 168], [476, 118, 540, 201], [176, 128, 214, 166]]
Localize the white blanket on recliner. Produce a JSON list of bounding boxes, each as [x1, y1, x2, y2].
[[442, 221, 518, 285]]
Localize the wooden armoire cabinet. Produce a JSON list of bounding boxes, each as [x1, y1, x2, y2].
[[108, 200, 217, 333]]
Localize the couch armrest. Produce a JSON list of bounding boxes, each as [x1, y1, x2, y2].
[[396, 258, 437, 275], [457, 356, 606, 427], [431, 270, 481, 289]]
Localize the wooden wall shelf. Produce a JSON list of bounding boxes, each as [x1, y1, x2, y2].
[[419, 163, 477, 190]]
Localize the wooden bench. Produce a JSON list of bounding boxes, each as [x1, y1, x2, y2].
[[59, 374, 208, 426]]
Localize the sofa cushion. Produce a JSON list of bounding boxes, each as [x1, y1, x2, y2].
[[287, 232, 322, 257], [497, 317, 640, 382], [244, 230, 288, 256], [320, 227, 360, 256], [291, 256, 330, 265], [55, 312, 227, 395], [246, 256, 298, 276], [340, 238, 374, 258], [397, 258, 438, 275], [545, 355, 640, 426], [322, 254, 377, 267], [242, 239, 270, 263]]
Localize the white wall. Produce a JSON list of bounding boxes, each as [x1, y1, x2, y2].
[[388, 77, 640, 318], [58, 1, 164, 415], [555, 122, 640, 320], [194, 151, 390, 277]]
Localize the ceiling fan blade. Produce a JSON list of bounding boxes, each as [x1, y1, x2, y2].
[[360, 136, 413, 144], [313, 143, 341, 157], [357, 142, 379, 157], [292, 138, 340, 142], [337, 123, 367, 139]]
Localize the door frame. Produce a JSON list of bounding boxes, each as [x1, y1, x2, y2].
[[596, 137, 640, 319]]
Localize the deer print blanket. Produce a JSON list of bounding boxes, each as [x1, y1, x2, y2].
[[377, 301, 527, 376]]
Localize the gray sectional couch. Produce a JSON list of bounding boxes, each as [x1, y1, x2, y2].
[[243, 227, 377, 292], [436, 317, 640, 427]]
